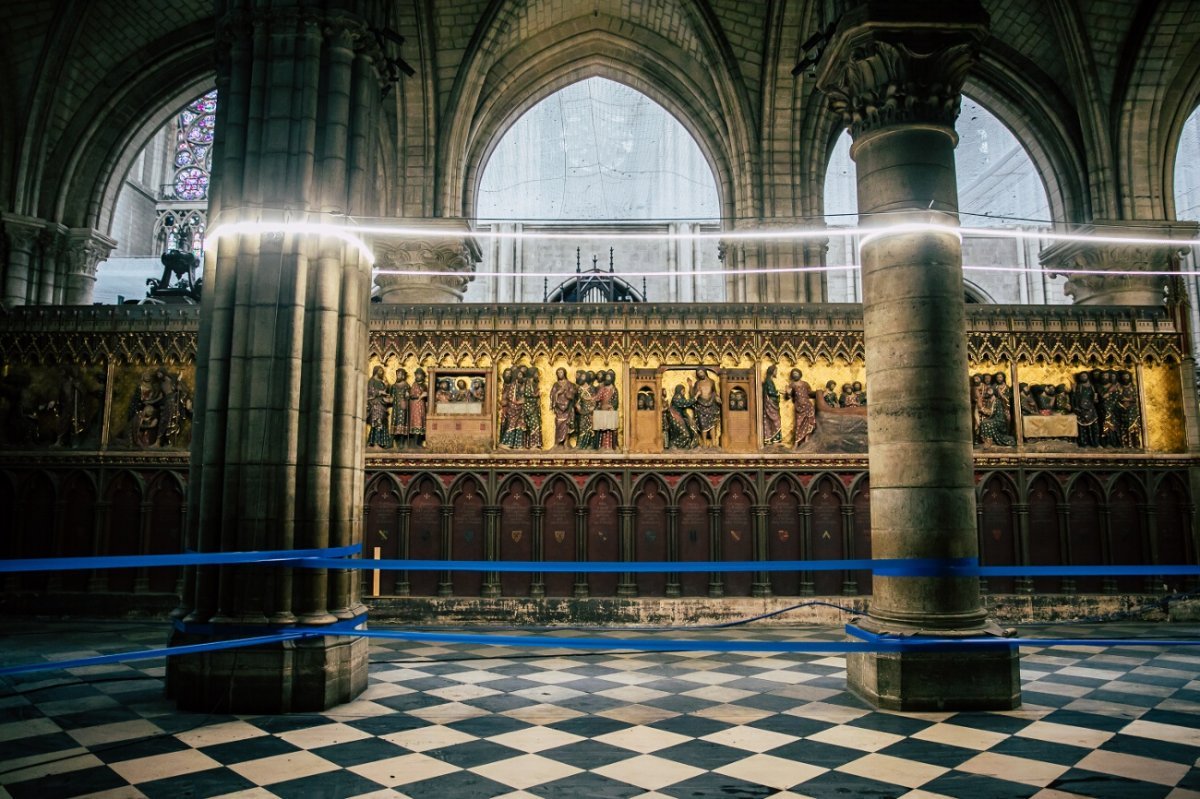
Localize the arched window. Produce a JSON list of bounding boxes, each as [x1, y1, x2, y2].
[[1173, 105, 1200, 358], [172, 90, 217, 202], [824, 96, 1063, 305], [469, 77, 722, 303]]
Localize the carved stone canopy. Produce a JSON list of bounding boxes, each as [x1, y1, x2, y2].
[[1038, 219, 1199, 306], [814, 1, 989, 140]]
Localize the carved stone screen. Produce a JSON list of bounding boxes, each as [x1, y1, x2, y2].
[[979, 478, 1016, 593], [365, 479, 401, 596], [452, 480, 485, 596], [1028, 475, 1064, 593], [678, 478, 711, 597], [809, 477, 846, 596], [500, 482, 533, 596], [635, 481, 668, 596], [721, 479, 753, 596], [1068, 478, 1105, 593]]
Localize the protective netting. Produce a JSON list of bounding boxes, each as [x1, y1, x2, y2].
[[1177, 106, 1200, 222], [477, 78, 720, 221]]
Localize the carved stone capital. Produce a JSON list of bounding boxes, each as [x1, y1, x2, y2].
[[374, 230, 482, 304], [64, 229, 117, 278], [815, 2, 989, 140], [1, 214, 45, 253], [1039, 220, 1199, 306]]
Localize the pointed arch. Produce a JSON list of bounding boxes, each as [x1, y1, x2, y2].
[[105, 470, 143, 593], [542, 475, 579, 597], [585, 474, 620, 597], [676, 474, 713, 597], [978, 472, 1019, 593], [1066, 473, 1106, 593], [499, 475, 534, 597], [407, 474, 445, 597], [1107, 472, 1149, 592], [633, 474, 670, 596], [450, 474, 486, 596], [1026, 471, 1065, 593], [766, 475, 802, 596]]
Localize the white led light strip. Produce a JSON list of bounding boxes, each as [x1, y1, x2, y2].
[[205, 221, 376, 265]]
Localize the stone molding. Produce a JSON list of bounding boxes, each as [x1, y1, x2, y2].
[[0, 214, 44, 252], [815, 3, 989, 140], [64, 229, 117, 279], [1039, 220, 1199, 306]]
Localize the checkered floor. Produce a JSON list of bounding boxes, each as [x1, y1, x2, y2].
[[2, 621, 1200, 799]]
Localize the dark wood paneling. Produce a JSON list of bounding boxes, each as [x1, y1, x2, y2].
[[768, 483, 801, 596], [1108, 476, 1145, 592], [147, 477, 182, 593], [810, 477, 845, 595], [364, 480, 400, 596], [1068, 478, 1105, 593], [721, 480, 754, 596], [1028, 476, 1063, 593], [587, 480, 620, 597], [452, 480, 484, 596], [979, 478, 1016, 593]]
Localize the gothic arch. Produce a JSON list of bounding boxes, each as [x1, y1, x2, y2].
[[405, 472, 447, 505], [443, 17, 756, 223], [41, 26, 215, 231]]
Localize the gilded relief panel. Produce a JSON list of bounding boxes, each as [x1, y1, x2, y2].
[[108, 365, 195, 450], [0, 362, 106, 449]]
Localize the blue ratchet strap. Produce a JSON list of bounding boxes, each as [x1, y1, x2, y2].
[[0, 544, 361, 573]]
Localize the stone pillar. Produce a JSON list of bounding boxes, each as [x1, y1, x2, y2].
[[374, 222, 481, 303], [816, 1, 1019, 710], [63, 229, 116, 305], [36, 227, 67, 305], [168, 0, 386, 713], [1040, 220, 1199, 306], [1, 214, 42, 307]]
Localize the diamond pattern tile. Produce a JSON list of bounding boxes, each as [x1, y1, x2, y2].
[[2, 621, 1200, 799]]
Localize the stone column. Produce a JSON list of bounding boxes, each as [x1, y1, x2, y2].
[[36, 227, 67, 305], [1040, 220, 1199, 306], [1, 214, 42, 307], [374, 222, 481, 303], [63, 229, 116, 305], [168, 0, 386, 713], [816, 1, 1019, 710]]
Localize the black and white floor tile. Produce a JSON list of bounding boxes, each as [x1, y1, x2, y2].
[[2, 621, 1200, 798]]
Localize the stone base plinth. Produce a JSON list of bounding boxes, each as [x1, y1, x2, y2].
[[846, 624, 1020, 711], [166, 630, 368, 713]]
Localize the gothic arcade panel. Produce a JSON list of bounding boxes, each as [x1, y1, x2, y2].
[[1108, 475, 1147, 592], [148, 476, 184, 594], [106, 473, 141, 593], [809, 476, 846, 596], [587, 479, 619, 596], [767, 481, 801, 596], [978, 476, 1017, 593], [1068, 477, 1105, 593], [1027, 475, 1064, 593], [452, 479, 485, 596], [720, 478, 753, 596], [678, 478, 711, 597], [852, 479, 872, 594], [634, 480, 668, 596], [542, 477, 577, 597], [408, 478, 443, 597], [365, 478, 401, 596], [1155, 475, 1194, 591], [500, 481, 533, 597], [59, 472, 96, 592]]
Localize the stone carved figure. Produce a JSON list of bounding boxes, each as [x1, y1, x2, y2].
[[499, 366, 528, 449], [1100, 370, 1121, 447], [523, 367, 543, 449], [129, 368, 193, 449], [690, 368, 721, 447], [977, 387, 1016, 446], [549, 368, 578, 449], [389, 368, 410, 441], [853, 380, 867, 406], [664, 384, 698, 450], [762, 365, 782, 446], [574, 371, 597, 449], [1073, 371, 1100, 447], [1115, 370, 1142, 449], [786, 368, 816, 447], [366, 366, 393, 448], [408, 368, 428, 446], [594, 370, 619, 450], [1019, 383, 1037, 416]]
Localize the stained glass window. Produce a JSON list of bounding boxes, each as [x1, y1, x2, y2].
[[172, 90, 217, 201]]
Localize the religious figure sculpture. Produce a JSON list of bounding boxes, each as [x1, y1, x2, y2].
[[977, 387, 1016, 446], [690, 368, 721, 447], [853, 381, 867, 406], [408, 368, 428, 446], [594, 369, 619, 450], [786, 368, 816, 447], [992, 372, 1013, 433], [389, 368, 411, 443], [762, 365, 782, 446], [1073, 371, 1100, 447], [820, 380, 839, 411], [365, 366, 392, 448], [1100, 370, 1121, 447], [549, 367, 578, 449], [523, 367, 543, 449], [575, 371, 597, 449], [664, 384, 698, 450], [499, 366, 528, 448], [1018, 383, 1037, 416], [1115, 370, 1142, 448]]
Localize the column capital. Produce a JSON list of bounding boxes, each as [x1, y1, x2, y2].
[[64, 228, 117, 278], [1039, 219, 1199, 306], [1, 213, 46, 251], [374, 223, 482, 303], [815, 2, 989, 140]]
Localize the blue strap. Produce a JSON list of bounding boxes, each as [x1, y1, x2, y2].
[[0, 544, 361, 573], [298, 556, 973, 574]]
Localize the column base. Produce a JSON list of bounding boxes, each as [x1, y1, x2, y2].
[[166, 629, 368, 713], [846, 621, 1021, 712]]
